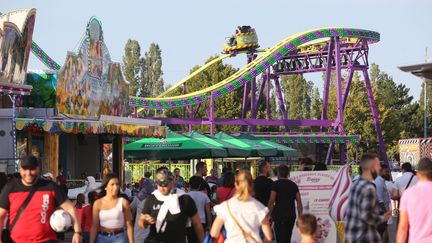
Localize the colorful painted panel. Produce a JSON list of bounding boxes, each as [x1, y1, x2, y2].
[[56, 17, 128, 118], [23, 71, 57, 108], [0, 9, 36, 84], [399, 139, 420, 166], [15, 118, 166, 138]]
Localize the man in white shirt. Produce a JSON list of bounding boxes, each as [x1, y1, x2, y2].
[[124, 183, 133, 200], [374, 164, 391, 238], [391, 163, 418, 200]]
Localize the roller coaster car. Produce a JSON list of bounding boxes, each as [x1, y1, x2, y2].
[[223, 25, 259, 53]]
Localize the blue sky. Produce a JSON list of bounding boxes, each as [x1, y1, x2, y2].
[[4, 0, 432, 100]]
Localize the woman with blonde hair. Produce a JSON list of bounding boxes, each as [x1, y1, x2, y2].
[[90, 174, 134, 243], [210, 170, 273, 243]]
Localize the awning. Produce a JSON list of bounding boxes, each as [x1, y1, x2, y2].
[[124, 130, 227, 160], [237, 134, 298, 157], [258, 134, 360, 144], [185, 131, 252, 157], [399, 63, 432, 83], [0, 82, 33, 95], [15, 118, 166, 137], [214, 132, 278, 157]]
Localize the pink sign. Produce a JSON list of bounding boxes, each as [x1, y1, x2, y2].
[[290, 171, 337, 243]]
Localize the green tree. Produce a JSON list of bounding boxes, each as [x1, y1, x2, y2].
[[311, 87, 321, 120], [280, 74, 313, 131], [144, 43, 164, 98], [338, 64, 421, 160], [255, 79, 279, 132], [122, 39, 142, 96], [165, 55, 241, 132]]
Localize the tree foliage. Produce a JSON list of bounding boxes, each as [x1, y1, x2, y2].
[[165, 55, 241, 132]]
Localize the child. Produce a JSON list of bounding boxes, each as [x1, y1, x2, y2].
[[186, 176, 213, 243], [81, 191, 98, 243], [75, 193, 85, 223], [296, 214, 317, 243]]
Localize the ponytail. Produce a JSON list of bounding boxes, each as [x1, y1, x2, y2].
[[235, 170, 253, 201]]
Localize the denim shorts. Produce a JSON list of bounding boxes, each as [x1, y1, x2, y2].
[[96, 232, 127, 243]]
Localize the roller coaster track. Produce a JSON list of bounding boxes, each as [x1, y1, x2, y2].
[[128, 27, 379, 110], [21, 26, 379, 111]]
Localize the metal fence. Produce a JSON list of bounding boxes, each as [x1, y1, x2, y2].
[[128, 163, 191, 184], [128, 162, 359, 184]]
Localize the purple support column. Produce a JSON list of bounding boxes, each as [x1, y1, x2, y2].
[[266, 68, 271, 120], [210, 93, 215, 136], [321, 39, 334, 131], [334, 37, 344, 134], [182, 83, 187, 131], [321, 40, 335, 164], [273, 76, 290, 132], [189, 105, 193, 132], [339, 144, 346, 164], [342, 68, 355, 110], [363, 69, 389, 165], [241, 82, 250, 132], [325, 143, 334, 165], [253, 75, 267, 116], [250, 54, 258, 132]]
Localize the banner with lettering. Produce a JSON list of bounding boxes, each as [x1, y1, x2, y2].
[[289, 171, 337, 243]]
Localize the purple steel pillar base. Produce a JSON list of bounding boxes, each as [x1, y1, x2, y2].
[[210, 93, 215, 136], [339, 144, 346, 164], [325, 143, 334, 165], [316, 144, 323, 163], [363, 70, 389, 165]]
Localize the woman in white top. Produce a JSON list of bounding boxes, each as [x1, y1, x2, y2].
[[90, 174, 134, 243], [211, 170, 273, 243]]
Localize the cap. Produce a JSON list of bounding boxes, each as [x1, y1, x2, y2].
[[20, 156, 39, 169], [417, 158, 432, 172], [155, 169, 173, 187], [43, 172, 54, 179]]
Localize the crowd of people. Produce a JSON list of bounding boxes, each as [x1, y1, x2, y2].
[[0, 155, 431, 243]]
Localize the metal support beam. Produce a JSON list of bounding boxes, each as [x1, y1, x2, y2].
[[253, 75, 266, 117], [325, 143, 334, 165], [342, 68, 355, 110], [241, 82, 250, 132], [151, 117, 335, 127], [363, 69, 389, 165], [335, 37, 344, 134], [266, 68, 271, 120], [8, 94, 18, 172], [209, 93, 215, 135], [321, 39, 334, 131], [273, 76, 290, 132]]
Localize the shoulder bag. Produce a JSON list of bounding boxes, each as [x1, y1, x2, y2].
[[226, 200, 259, 243]]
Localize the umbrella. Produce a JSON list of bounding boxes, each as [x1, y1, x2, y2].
[[214, 132, 278, 157], [124, 130, 227, 160], [185, 131, 252, 157], [237, 134, 298, 157]]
